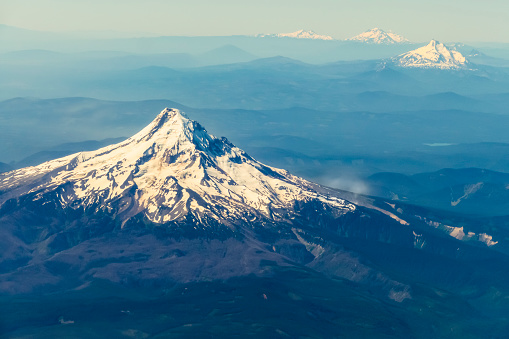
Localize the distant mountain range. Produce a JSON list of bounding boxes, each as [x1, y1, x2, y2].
[[256, 28, 409, 43], [3, 23, 508, 66]]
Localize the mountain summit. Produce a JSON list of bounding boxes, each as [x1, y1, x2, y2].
[[257, 29, 334, 40], [392, 40, 469, 69], [348, 28, 409, 44]]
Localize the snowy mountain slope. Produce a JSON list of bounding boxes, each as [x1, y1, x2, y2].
[[348, 28, 409, 44], [257, 29, 334, 40], [392, 40, 469, 69], [0, 108, 353, 228]]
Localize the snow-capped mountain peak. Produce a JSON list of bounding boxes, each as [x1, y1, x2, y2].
[[392, 39, 468, 69], [348, 28, 409, 44], [0, 108, 353, 227], [257, 29, 334, 40]]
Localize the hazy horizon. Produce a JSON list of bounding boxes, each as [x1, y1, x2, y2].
[[2, 0, 509, 43]]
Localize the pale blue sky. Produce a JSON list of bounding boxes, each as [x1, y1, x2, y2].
[[1, 0, 508, 42]]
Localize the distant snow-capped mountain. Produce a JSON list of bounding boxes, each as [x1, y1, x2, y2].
[[348, 28, 409, 44], [257, 29, 334, 40], [392, 40, 469, 69]]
